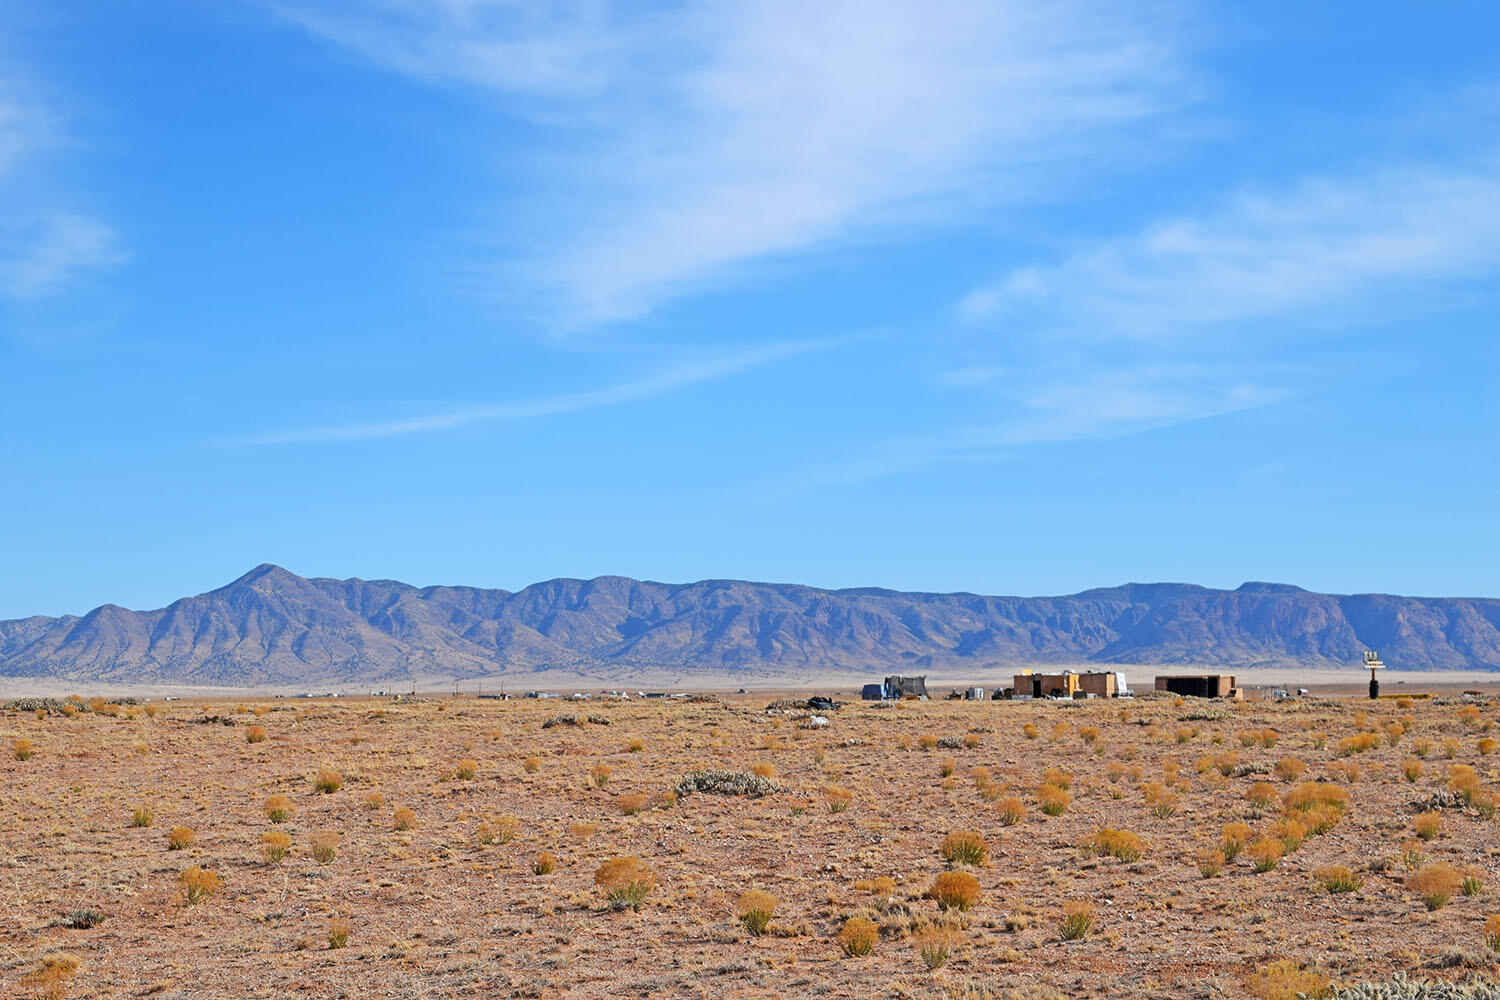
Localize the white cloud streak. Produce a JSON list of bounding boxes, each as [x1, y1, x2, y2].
[[278, 0, 1188, 323], [962, 156, 1500, 336], [0, 59, 122, 302], [235, 338, 829, 444]]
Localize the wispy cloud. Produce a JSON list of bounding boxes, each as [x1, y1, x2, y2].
[[278, 0, 1189, 323], [235, 338, 829, 445], [779, 362, 1283, 492], [961, 156, 1500, 336], [0, 58, 122, 303]]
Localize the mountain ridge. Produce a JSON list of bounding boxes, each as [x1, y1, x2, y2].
[[1, 565, 1497, 685]]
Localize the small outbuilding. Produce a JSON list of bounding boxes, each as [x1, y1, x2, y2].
[[1013, 670, 1124, 699], [1154, 674, 1239, 699]]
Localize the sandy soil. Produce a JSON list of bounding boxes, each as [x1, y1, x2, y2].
[[3, 688, 1499, 999]]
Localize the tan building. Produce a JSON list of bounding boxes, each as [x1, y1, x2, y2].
[[1013, 670, 1122, 699]]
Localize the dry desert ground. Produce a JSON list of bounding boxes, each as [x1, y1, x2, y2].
[[4, 689, 1500, 999]]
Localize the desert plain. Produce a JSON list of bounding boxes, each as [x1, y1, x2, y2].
[[4, 686, 1500, 999]]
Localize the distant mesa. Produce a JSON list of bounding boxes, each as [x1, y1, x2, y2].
[[0, 566, 1496, 685]]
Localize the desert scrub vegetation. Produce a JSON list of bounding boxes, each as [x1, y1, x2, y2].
[[997, 796, 1026, 826], [736, 889, 776, 936], [824, 786, 852, 813], [309, 831, 340, 865], [1246, 959, 1330, 1000], [178, 865, 222, 904], [392, 807, 416, 831], [1486, 914, 1500, 953], [261, 830, 292, 863], [837, 916, 879, 957], [13, 737, 34, 760], [590, 763, 612, 787], [1085, 828, 1146, 863], [675, 770, 781, 798], [131, 803, 155, 828], [1313, 865, 1361, 893], [929, 870, 982, 912], [617, 792, 648, 815], [327, 917, 351, 949], [166, 826, 195, 850], [533, 851, 556, 875], [594, 856, 656, 911], [454, 758, 478, 780], [914, 922, 959, 970], [1247, 837, 1284, 873], [523, 756, 541, 773], [1274, 756, 1305, 782], [939, 830, 989, 866], [1037, 783, 1070, 816], [1413, 810, 1443, 841], [245, 724, 267, 743], [1408, 862, 1462, 910], [313, 767, 342, 794], [263, 795, 294, 823], [21, 953, 79, 1000], [1058, 901, 1094, 941]]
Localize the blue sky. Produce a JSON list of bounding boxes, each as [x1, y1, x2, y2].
[[1, 1, 1497, 618]]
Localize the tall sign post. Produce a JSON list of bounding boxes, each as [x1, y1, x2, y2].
[[1363, 649, 1383, 700]]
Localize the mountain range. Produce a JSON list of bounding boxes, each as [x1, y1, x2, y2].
[[1, 565, 1497, 687]]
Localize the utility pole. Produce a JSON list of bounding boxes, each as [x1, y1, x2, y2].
[[1363, 649, 1383, 700]]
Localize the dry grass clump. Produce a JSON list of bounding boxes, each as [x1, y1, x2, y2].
[[364, 792, 384, 810], [1283, 782, 1349, 817], [21, 953, 79, 1000], [914, 922, 959, 969], [1247, 781, 1278, 809], [837, 916, 879, 957], [855, 876, 897, 906], [1408, 862, 1462, 910], [1141, 781, 1178, 818], [166, 826, 195, 850], [594, 856, 656, 911], [736, 890, 777, 936], [1336, 733, 1379, 756], [1448, 764, 1482, 805], [1022, 722, 1039, 740], [454, 759, 478, 780], [1412, 811, 1442, 841], [1086, 828, 1146, 863], [313, 767, 342, 794], [1042, 767, 1073, 790], [617, 793, 647, 815], [1274, 757, 1305, 782], [392, 807, 416, 831], [1037, 784, 1070, 816], [476, 815, 519, 845], [1058, 901, 1094, 941], [245, 725, 267, 744], [939, 830, 989, 866], [178, 865, 222, 904], [929, 870, 982, 911], [264, 795, 294, 823], [1248, 837, 1283, 873], [626, 738, 645, 753], [131, 804, 155, 828], [523, 756, 541, 773], [533, 851, 556, 875], [327, 917, 351, 950], [309, 831, 340, 865], [1197, 847, 1225, 878], [824, 786, 852, 813], [261, 831, 292, 863], [997, 796, 1026, 826], [751, 762, 776, 779], [1402, 759, 1423, 782], [1485, 914, 1500, 953], [1246, 959, 1330, 1000], [1313, 865, 1361, 893], [590, 764, 612, 787], [14, 737, 35, 761]]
